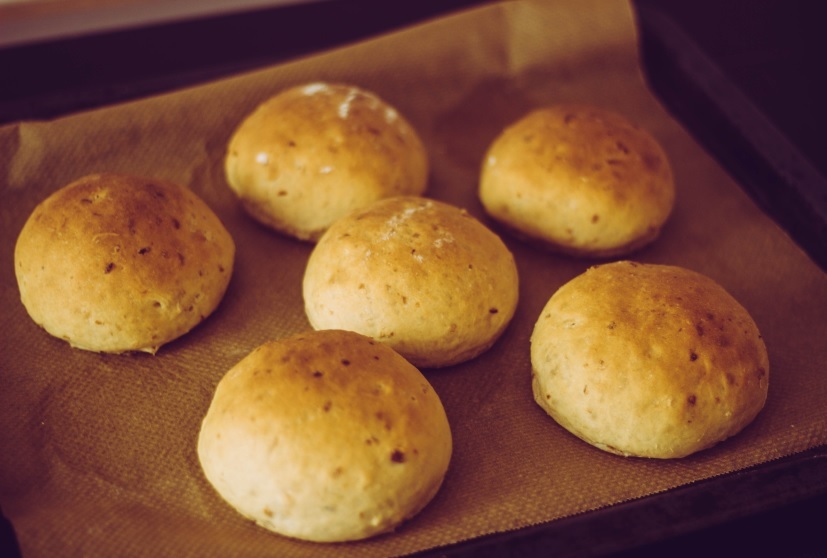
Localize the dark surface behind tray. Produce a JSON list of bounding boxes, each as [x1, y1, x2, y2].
[[0, 0, 490, 124], [635, 0, 827, 273], [1, 1, 826, 557]]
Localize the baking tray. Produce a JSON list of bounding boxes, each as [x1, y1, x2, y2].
[[1, 1, 826, 556]]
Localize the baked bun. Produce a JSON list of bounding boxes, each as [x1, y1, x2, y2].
[[197, 329, 452, 542], [14, 173, 235, 354], [479, 104, 675, 257], [303, 196, 519, 368], [531, 261, 769, 459], [225, 82, 429, 242]]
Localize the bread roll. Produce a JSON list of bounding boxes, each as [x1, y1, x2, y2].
[[225, 82, 429, 241], [14, 173, 235, 354], [531, 261, 769, 458], [479, 104, 675, 257], [197, 329, 452, 542], [303, 196, 519, 368]]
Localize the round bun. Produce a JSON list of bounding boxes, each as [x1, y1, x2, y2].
[[225, 82, 429, 242], [14, 173, 235, 354], [531, 261, 769, 459], [303, 196, 519, 368], [479, 104, 675, 257], [197, 329, 452, 542]]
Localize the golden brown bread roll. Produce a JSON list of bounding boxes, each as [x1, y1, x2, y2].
[[14, 173, 235, 354], [531, 261, 769, 458], [303, 196, 520, 368], [479, 104, 675, 257], [197, 329, 452, 542], [225, 82, 429, 241]]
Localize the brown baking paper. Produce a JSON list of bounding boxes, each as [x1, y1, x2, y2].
[[1, 1, 826, 556]]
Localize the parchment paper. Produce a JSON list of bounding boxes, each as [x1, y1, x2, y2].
[[2, 1, 826, 557]]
